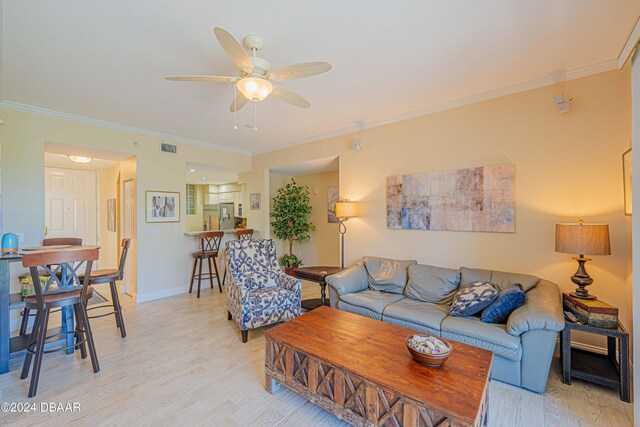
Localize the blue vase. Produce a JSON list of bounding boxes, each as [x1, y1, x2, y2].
[[2, 233, 19, 254]]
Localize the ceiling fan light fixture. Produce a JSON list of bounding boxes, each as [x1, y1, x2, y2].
[[68, 155, 92, 164], [236, 77, 272, 102]]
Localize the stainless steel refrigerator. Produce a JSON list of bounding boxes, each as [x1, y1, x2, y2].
[[219, 203, 235, 230]]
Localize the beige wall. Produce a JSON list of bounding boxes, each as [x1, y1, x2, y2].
[[292, 171, 340, 267], [0, 107, 251, 303], [242, 69, 632, 349], [98, 163, 120, 270]]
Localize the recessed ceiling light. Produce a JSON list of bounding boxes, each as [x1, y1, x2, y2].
[[201, 177, 207, 180], [188, 169, 196, 172], [68, 155, 92, 164]]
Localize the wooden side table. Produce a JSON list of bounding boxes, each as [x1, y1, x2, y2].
[[293, 266, 342, 311], [560, 320, 630, 402]]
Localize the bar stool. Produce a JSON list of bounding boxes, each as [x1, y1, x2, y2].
[[19, 237, 83, 336], [81, 239, 130, 338], [189, 231, 223, 298], [222, 229, 254, 285], [20, 247, 100, 397]]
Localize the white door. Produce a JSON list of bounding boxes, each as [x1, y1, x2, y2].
[[123, 180, 134, 295], [44, 167, 97, 245]]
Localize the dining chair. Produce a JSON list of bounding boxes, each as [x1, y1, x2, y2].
[[19, 237, 84, 336], [41, 237, 83, 246], [20, 247, 100, 397], [222, 229, 254, 286], [189, 231, 224, 298], [81, 239, 130, 338]]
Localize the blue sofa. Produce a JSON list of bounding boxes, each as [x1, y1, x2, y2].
[[325, 257, 565, 393]]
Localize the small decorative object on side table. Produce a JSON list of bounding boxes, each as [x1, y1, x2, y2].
[[560, 318, 630, 402], [294, 266, 342, 311]]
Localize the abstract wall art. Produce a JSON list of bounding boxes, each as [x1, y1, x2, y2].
[[327, 186, 339, 223], [386, 164, 515, 232]]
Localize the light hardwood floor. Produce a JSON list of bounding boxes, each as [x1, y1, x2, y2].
[[0, 281, 633, 426]]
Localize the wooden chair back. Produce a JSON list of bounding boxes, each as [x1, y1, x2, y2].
[[199, 231, 224, 254], [235, 229, 254, 240], [116, 238, 131, 280], [43, 237, 83, 246], [22, 248, 99, 308]]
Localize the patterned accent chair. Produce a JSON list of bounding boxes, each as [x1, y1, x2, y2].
[[225, 239, 301, 343]]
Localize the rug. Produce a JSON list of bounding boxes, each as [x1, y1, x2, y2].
[[88, 289, 108, 305]]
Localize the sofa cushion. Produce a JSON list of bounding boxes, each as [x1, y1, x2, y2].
[[441, 315, 523, 361], [450, 282, 499, 317], [338, 300, 384, 320], [340, 290, 405, 314], [481, 285, 526, 324], [383, 298, 449, 334], [363, 256, 416, 294], [405, 264, 460, 304], [460, 267, 540, 292]]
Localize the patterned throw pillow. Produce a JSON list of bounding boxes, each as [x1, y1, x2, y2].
[[481, 284, 526, 324], [450, 281, 499, 317]]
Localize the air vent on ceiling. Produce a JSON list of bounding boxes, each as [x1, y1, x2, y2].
[[161, 142, 177, 154]]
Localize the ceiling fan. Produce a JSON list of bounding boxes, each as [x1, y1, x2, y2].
[[165, 27, 332, 112]]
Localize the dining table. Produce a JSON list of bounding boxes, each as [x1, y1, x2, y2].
[[0, 245, 100, 374]]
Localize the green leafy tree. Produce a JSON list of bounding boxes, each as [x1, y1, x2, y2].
[[271, 178, 315, 265]]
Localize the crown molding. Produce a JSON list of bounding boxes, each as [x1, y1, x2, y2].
[[0, 100, 252, 156], [618, 14, 640, 70], [0, 59, 618, 158], [252, 59, 618, 155]]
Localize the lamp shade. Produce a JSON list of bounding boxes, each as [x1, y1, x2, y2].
[[335, 201, 358, 218], [236, 77, 273, 102], [555, 222, 611, 256]]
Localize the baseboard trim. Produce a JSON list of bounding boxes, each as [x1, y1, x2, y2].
[[136, 285, 190, 304], [570, 341, 608, 355]]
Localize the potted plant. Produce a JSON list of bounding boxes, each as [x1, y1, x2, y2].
[[271, 178, 314, 275]]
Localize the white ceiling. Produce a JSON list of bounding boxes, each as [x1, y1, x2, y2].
[[3, 1, 639, 153], [44, 152, 118, 170], [185, 161, 239, 185]]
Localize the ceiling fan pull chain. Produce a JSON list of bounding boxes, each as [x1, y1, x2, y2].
[[234, 85, 238, 130], [254, 101, 258, 131]]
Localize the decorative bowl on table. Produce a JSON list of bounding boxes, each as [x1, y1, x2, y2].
[[406, 334, 452, 368]]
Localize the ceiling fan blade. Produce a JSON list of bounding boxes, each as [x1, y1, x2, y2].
[[272, 86, 311, 108], [229, 91, 249, 112], [165, 75, 237, 83], [269, 62, 332, 81], [214, 27, 254, 72]]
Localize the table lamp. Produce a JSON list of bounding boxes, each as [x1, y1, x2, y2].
[[555, 220, 611, 300], [335, 200, 358, 268]]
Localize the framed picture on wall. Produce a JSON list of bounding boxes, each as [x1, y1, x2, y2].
[[623, 148, 632, 215], [107, 199, 116, 231], [146, 190, 180, 223], [250, 193, 261, 210], [327, 186, 339, 223]]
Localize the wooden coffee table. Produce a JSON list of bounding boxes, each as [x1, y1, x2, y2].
[[265, 306, 492, 427]]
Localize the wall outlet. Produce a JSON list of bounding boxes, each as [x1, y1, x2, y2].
[[15, 233, 24, 243]]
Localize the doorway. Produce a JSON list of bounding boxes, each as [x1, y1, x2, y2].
[[44, 167, 98, 245]]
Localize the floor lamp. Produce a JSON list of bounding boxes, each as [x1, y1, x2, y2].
[[335, 201, 358, 268]]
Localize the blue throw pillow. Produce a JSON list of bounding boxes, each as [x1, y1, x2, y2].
[[481, 284, 525, 324], [450, 282, 499, 317]]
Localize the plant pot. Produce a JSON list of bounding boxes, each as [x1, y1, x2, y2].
[[285, 265, 299, 276]]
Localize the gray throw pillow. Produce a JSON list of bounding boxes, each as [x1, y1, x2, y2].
[[363, 256, 417, 294], [450, 281, 499, 317], [405, 264, 460, 304]]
